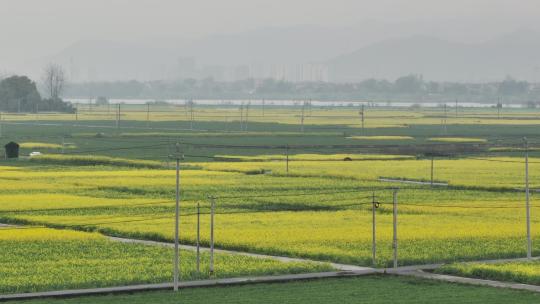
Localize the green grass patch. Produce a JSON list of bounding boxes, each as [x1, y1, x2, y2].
[[9, 276, 540, 304]]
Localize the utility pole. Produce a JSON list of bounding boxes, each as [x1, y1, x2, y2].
[[442, 104, 448, 134], [430, 155, 434, 187], [262, 99, 265, 117], [172, 142, 183, 291], [300, 101, 306, 133], [239, 103, 244, 131], [116, 104, 121, 130], [209, 196, 215, 275], [455, 99, 458, 118], [371, 192, 379, 267], [189, 100, 195, 130], [196, 202, 201, 275], [285, 144, 289, 174], [146, 103, 150, 127], [75, 107, 78, 121], [524, 137, 532, 259], [497, 97, 502, 120], [184, 100, 189, 118], [360, 105, 365, 134], [392, 189, 399, 269], [245, 102, 250, 132]]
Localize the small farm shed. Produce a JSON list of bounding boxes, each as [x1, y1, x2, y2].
[[4, 142, 19, 159]]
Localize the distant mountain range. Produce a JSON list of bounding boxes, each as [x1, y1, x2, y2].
[[327, 29, 540, 82], [24, 27, 540, 83]]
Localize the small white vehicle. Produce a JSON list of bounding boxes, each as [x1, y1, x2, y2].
[[29, 152, 43, 157]]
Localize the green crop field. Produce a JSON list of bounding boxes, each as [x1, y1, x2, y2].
[[3, 105, 540, 162], [9, 276, 540, 304]]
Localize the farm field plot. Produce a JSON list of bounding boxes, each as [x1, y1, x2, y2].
[[437, 260, 540, 285], [0, 227, 331, 294], [4, 106, 540, 129], [197, 157, 540, 189], [12, 207, 538, 267], [0, 156, 538, 267], [8, 276, 540, 304], [5, 106, 540, 164]]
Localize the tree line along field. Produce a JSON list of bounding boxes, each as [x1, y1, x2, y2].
[[1, 105, 540, 295]]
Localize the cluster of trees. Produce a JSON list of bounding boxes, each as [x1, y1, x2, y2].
[[65, 75, 540, 103], [0, 64, 74, 113]]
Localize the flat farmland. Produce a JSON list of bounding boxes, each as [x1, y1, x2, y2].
[[1, 155, 538, 268], [2, 105, 540, 297]]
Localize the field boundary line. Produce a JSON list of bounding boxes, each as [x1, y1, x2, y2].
[[108, 236, 371, 272], [397, 270, 540, 293], [0, 270, 376, 302]]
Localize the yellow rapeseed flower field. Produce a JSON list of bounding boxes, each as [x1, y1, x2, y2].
[[1, 154, 538, 268]]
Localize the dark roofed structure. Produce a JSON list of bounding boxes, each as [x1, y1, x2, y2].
[[4, 142, 19, 159]]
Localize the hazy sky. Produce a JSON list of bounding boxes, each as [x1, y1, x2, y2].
[[1, 0, 539, 78]]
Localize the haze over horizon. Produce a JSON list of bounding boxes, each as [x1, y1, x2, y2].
[[2, 0, 540, 82]]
